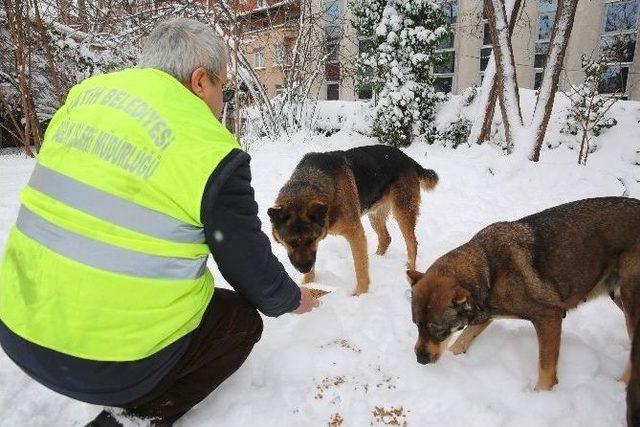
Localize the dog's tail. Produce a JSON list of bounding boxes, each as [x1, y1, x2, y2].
[[413, 160, 439, 191]]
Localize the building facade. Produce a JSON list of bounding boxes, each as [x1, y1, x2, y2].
[[235, 0, 640, 101]]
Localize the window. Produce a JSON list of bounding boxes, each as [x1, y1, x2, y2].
[[435, 1, 457, 94], [483, 22, 492, 46], [324, 0, 341, 40], [285, 15, 298, 27], [604, 0, 639, 32], [438, 32, 455, 50], [275, 85, 285, 97], [238, 0, 247, 4], [326, 42, 340, 62], [600, 33, 637, 62], [480, 13, 493, 80], [257, 0, 267, 8], [440, 1, 458, 24], [534, 42, 549, 68], [434, 51, 455, 74], [599, 64, 629, 93], [358, 38, 374, 100], [534, 0, 557, 88], [480, 47, 493, 72], [254, 50, 265, 69], [435, 77, 453, 93], [327, 83, 339, 100], [600, 0, 639, 94], [534, 71, 544, 89], [537, 0, 557, 41], [325, 62, 341, 81], [274, 44, 286, 66]]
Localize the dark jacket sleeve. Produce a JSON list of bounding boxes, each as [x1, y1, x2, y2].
[[201, 149, 301, 317]]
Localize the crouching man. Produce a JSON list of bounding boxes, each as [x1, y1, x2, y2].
[[0, 18, 318, 427]]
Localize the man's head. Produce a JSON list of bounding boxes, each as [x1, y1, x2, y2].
[[268, 201, 329, 274], [139, 18, 227, 119], [408, 269, 475, 364]]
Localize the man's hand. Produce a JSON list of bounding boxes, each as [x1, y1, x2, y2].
[[292, 287, 320, 314]]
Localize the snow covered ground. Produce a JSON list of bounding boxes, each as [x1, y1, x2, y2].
[[1, 93, 639, 426]]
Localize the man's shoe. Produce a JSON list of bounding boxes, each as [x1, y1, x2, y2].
[[85, 410, 124, 427]]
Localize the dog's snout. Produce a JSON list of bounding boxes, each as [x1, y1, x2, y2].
[[294, 261, 314, 274], [416, 354, 431, 365]]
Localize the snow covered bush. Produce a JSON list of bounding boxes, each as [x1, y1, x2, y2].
[[462, 85, 478, 107], [49, 27, 136, 85], [561, 55, 619, 165], [436, 116, 472, 148], [351, 0, 450, 146]]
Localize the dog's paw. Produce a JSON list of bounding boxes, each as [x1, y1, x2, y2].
[[534, 378, 557, 391], [619, 364, 631, 384], [448, 342, 467, 355]]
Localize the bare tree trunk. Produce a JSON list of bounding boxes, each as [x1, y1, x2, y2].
[[4, 0, 41, 156], [578, 130, 587, 165], [32, 0, 65, 105], [56, 0, 71, 24], [215, 0, 281, 137], [232, 24, 241, 143], [471, 0, 522, 145], [529, 0, 578, 161], [484, 0, 523, 152], [0, 92, 26, 144]]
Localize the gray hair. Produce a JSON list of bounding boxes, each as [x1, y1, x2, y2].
[[139, 17, 227, 83]]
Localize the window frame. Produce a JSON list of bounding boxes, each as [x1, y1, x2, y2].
[[254, 49, 266, 69], [273, 44, 286, 67], [479, 16, 493, 80], [327, 83, 340, 100], [599, 0, 639, 95], [434, 0, 458, 94], [533, 0, 558, 90]]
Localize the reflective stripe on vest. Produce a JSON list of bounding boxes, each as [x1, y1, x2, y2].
[[16, 206, 208, 280], [29, 164, 205, 244]]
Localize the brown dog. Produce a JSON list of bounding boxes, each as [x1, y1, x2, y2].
[[628, 321, 640, 426], [268, 145, 438, 295], [408, 197, 640, 390]]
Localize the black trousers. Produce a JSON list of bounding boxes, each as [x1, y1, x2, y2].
[[122, 288, 263, 426]]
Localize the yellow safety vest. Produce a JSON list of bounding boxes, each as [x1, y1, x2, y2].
[[0, 68, 239, 361]]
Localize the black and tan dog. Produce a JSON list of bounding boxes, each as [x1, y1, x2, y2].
[[268, 145, 438, 295], [407, 197, 640, 390]]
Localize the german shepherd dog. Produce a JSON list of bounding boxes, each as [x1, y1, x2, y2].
[[407, 197, 640, 390], [268, 145, 438, 295]]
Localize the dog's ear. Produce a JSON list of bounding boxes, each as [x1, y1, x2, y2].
[[267, 206, 289, 225], [406, 270, 424, 287], [452, 287, 472, 312], [309, 202, 328, 225]]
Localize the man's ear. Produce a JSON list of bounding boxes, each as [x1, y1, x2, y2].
[[267, 206, 289, 225], [406, 270, 425, 287], [308, 202, 328, 225], [452, 287, 472, 312], [189, 66, 208, 98]]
